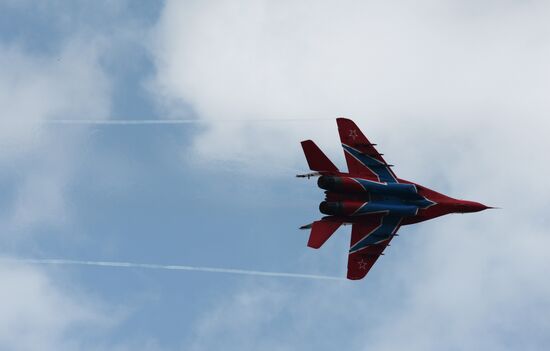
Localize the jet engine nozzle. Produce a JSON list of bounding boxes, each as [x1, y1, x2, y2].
[[317, 175, 336, 190], [319, 201, 339, 215], [319, 201, 364, 216], [317, 176, 365, 193]]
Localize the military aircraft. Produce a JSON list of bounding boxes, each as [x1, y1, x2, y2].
[[298, 118, 492, 280]]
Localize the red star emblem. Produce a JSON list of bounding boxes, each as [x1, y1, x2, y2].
[[349, 129, 358, 141], [358, 259, 368, 270]]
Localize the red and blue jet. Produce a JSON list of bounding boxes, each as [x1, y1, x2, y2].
[[298, 118, 492, 280]]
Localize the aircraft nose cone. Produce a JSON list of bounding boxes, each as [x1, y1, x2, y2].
[[470, 202, 490, 212], [457, 201, 492, 213]]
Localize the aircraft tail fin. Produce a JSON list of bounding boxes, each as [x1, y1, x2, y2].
[[307, 219, 343, 249], [300, 140, 339, 173]]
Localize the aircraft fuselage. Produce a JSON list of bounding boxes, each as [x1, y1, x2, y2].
[[317, 174, 489, 225]]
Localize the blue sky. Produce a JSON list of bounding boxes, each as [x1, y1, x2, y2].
[[1, 1, 550, 350]]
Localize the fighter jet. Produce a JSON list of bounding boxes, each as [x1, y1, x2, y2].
[[298, 118, 492, 280]]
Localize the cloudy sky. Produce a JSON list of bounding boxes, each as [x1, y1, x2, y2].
[[1, 1, 549, 350]]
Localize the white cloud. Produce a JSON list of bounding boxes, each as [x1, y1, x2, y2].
[[0, 13, 131, 351], [188, 284, 289, 351], [0, 34, 172, 351], [151, 0, 550, 175], [151, 1, 550, 349], [0, 261, 112, 351], [0, 261, 167, 351], [0, 39, 110, 233], [0, 41, 110, 161]]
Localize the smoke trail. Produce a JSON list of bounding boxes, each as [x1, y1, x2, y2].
[[47, 118, 332, 125], [2, 258, 344, 281]]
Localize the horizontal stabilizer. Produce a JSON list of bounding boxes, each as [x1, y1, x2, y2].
[[307, 220, 343, 249], [300, 140, 339, 173]]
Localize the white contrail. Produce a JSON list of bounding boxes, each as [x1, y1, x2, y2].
[[47, 118, 332, 125], [2, 258, 344, 281], [49, 119, 199, 125]]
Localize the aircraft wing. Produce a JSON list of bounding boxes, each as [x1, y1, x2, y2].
[[347, 214, 402, 280], [336, 118, 398, 183]]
